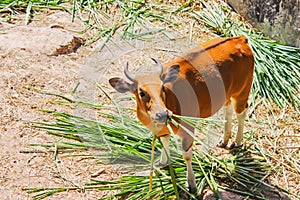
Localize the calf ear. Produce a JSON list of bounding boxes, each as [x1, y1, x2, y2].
[[109, 77, 137, 93], [162, 64, 180, 83]]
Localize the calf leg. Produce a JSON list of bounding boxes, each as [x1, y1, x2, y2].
[[181, 131, 196, 193], [183, 146, 196, 193], [234, 109, 247, 147], [230, 98, 248, 149], [218, 102, 233, 148], [159, 134, 171, 166]]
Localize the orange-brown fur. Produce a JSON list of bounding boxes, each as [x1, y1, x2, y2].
[[136, 36, 254, 137]]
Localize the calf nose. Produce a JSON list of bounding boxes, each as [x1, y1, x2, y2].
[[155, 110, 171, 123]]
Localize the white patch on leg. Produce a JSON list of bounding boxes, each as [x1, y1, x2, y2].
[[219, 102, 233, 147], [183, 147, 197, 193], [159, 135, 171, 165], [235, 109, 247, 146]]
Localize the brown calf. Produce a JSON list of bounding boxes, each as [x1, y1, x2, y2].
[[109, 36, 254, 193]]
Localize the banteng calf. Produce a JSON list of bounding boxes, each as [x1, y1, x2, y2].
[[109, 36, 254, 193]]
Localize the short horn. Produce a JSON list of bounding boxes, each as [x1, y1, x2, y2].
[[124, 62, 136, 82], [151, 58, 163, 76]]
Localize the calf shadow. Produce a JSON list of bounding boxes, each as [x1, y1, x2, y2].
[[204, 144, 293, 200]]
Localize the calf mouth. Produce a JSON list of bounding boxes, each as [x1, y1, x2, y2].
[[154, 110, 172, 124]]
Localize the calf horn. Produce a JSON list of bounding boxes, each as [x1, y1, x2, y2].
[[151, 58, 163, 77], [124, 62, 136, 82]]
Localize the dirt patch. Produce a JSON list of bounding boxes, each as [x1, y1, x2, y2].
[[0, 10, 110, 199]]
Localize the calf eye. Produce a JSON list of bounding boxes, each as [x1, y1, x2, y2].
[[139, 89, 150, 102], [140, 90, 146, 97]]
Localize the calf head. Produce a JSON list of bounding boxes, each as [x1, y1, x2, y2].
[[109, 58, 180, 131]]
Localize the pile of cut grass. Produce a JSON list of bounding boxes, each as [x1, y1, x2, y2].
[[0, 0, 64, 10], [0, 0, 66, 25], [24, 92, 296, 199], [1, 0, 176, 50]]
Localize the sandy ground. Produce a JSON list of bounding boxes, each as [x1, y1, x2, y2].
[[0, 6, 299, 200], [0, 10, 118, 199]]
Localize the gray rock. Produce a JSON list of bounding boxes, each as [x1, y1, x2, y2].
[[227, 0, 300, 47]]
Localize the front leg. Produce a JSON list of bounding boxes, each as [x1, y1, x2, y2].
[[183, 146, 196, 194], [181, 132, 197, 194], [158, 134, 171, 167]]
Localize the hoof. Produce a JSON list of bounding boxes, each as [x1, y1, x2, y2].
[[179, 191, 190, 200], [229, 143, 243, 150], [155, 161, 169, 169], [216, 140, 227, 148], [179, 188, 200, 200], [188, 185, 197, 194]]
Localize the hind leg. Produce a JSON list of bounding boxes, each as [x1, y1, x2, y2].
[[218, 101, 233, 148], [235, 109, 246, 146], [230, 99, 248, 149]]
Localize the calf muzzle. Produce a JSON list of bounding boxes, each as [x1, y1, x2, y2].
[[155, 110, 172, 123]]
